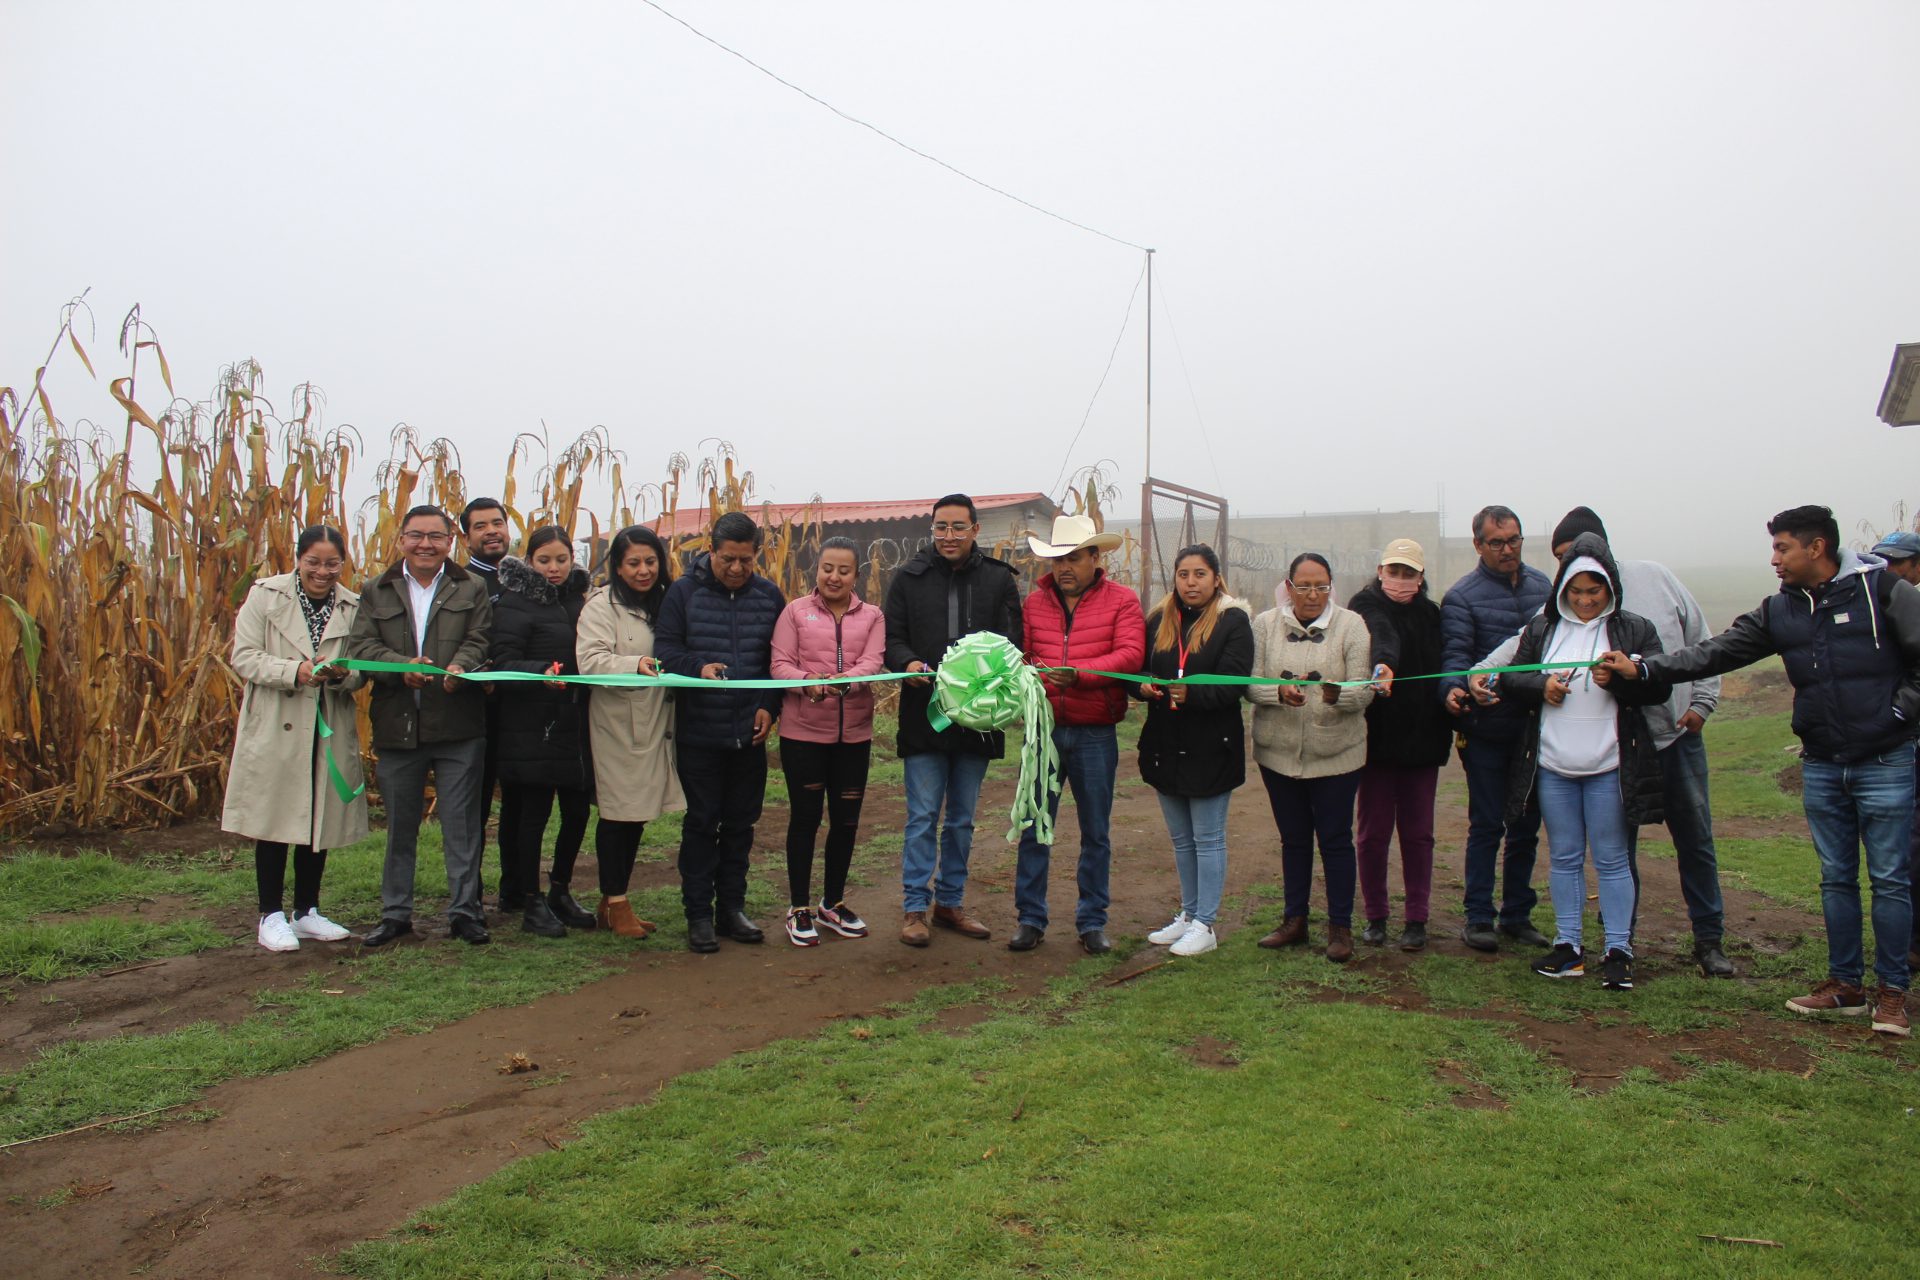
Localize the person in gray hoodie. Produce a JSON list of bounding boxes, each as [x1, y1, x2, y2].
[[1471, 507, 1733, 976]]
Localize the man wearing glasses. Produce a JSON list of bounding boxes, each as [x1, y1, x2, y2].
[[883, 494, 1025, 947], [350, 504, 496, 946], [1439, 504, 1553, 952]]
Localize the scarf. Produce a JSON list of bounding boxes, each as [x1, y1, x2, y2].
[[297, 586, 335, 654]]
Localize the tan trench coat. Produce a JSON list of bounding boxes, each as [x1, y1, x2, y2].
[[575, 586, 683, 823], [221, 573, 371, 848]]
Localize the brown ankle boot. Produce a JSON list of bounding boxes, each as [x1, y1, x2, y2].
[[1258, 916, 1308, 949], [1325, 925, 1354, 964], [598, 896, 651, 939], [900, 911, 931, 947], [931, 903, 991, 939]]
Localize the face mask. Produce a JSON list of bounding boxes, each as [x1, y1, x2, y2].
[[1379, 572, 1420, 604]]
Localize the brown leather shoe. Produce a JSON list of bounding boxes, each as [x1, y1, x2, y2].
[[1785, 978, 1868, 1016], [1325, 925, 1354, 964], [1257, 916, 1308, 949], [597, 896, 653, 939], [900, 911, 931, 947], [1871, 987, 1911, 1038], [932, 904, 991, 939]]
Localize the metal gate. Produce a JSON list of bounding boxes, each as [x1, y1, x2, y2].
[[1138, 477, 1228, 609]]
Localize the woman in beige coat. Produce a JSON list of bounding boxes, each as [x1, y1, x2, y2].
[[1247, 552, 1375, 962], [575, 524, 684, 938], [222, 526, 369, 952]]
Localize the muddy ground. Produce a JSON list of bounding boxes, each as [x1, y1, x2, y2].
[[0, 684, 1876, 1278]]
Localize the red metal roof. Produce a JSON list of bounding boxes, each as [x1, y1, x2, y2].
[[651, 492, 1051, 535]]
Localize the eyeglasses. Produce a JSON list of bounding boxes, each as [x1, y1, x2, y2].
[[1480, 536, 1523, 551], [931, 523, 975, 536], [400, 531, 452, 544], [1287, 582, 1332, 596]]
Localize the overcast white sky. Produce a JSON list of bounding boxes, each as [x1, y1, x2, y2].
[[5, 1, 1917, 566]]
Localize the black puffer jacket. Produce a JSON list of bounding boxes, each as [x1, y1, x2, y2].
[[1347, 578, 1452, 770], [489, 558, 592, 790], [882, 544, 1024, 758], [653, 553, 787, 750], [1501, 535, 1672, 826], [1136, 600, 1255, 797]]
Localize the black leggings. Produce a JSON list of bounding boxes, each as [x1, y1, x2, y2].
[[502, 784, 592, 901], [595, 818, 648, 898], [256, 841, 328, 916], [781, 739, 871, 907]]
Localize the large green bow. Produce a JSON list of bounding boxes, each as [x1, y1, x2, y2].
[[930, 632, 1061, 844]]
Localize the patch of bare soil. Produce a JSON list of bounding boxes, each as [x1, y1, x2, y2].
[[1777, 760, 1803, 796], [0, 742, 1880, 1278], [1182, 1035, 1241, 1069], [1, 818, 251, 862]]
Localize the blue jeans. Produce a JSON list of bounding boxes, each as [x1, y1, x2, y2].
[[1014, 725, 1118, 933], [1536, 768, 1636, 955], [901, 751, 991, 913], [1460, 737, 1541, 928], [1800, 744, 1915, 991], [1157, 790, 1232, 927], [1623, 730, 1725, 945]]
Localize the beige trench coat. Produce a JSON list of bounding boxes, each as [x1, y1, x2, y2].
[[575, 586, 684, 822], [221, 573, 371, 848]]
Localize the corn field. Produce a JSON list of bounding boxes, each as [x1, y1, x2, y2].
[[1, 301, 1122, 836]]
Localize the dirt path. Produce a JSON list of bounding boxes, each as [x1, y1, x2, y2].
[[0, 743, 1858, 1278]]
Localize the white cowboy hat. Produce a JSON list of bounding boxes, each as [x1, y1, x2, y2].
[[1027, 513, 1123, 558]]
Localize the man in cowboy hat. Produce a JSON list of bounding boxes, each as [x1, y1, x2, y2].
[[1009, 513, 1148, 954]]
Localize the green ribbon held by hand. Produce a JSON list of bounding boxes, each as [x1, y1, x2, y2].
[[929, 632, 1061, 845]]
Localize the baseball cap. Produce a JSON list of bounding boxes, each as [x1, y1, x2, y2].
[[1871, 531, 1920, 561], [1380, 538, 1425, 572]]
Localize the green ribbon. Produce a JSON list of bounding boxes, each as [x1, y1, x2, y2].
[[315, 658, 920, 690], [315, 699, 365, 806], [927, 633, 1061, 845], [1047, 660, 1600, 689]]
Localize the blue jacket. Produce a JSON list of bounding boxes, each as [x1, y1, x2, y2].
[[1440, 558, 1554, 743], [1642, 549, 1920, 763], [653, 553, 787, 750]]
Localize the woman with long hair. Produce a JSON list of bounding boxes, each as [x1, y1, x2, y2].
[[222, 526, 367, 952], [769, 536, 887, 945], [574, 524, 684, 937], [1249, 552, 1376, 962], [1137, 545, 1255, 957], [491, 525, 595, 937]]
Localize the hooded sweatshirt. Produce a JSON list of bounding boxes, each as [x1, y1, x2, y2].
[[1538, 555, 1619, 777]]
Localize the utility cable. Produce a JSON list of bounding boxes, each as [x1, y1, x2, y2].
[[637, 0, 1148, 253], [1150, 267, 1225, 496], [1050, 257, 1148, 499]]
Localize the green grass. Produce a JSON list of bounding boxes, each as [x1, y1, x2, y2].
[[337, 933, 1914, 1280], [0, 917, 232, 982]]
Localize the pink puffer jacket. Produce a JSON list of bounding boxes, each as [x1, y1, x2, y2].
[[770, 593, 888, 743]]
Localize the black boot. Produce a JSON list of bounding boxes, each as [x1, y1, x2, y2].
[[1359, 918, 1389, 946], [522, 892, 567, 938], [548, 884, 597, 930], [688, 918, 720, 953]]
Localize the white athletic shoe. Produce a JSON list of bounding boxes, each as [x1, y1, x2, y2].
[[1170, 922, 1217, 957], [257, 912, 300, 952], [292, 910, 352, 942], [1147, 912, 1194, 946]]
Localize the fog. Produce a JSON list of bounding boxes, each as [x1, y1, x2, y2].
[[5, 1, 1916, 572]]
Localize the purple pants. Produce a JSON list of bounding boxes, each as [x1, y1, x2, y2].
[[1355, 764, 1438, 924]]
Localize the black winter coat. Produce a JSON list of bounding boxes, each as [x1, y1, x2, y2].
[[883, 544, 1025, 758], [1136, 602, 1255, 797], [1347, 579, 1452, 770], [489, 558, 592, 790], [653, 553, 787, 750], [1501, 535, 1673, 826]]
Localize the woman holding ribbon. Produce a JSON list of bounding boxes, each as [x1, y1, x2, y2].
[[1137, 545, 1255, 957], [574, 524, 682, 938], [1501, 533, 1671, 991], [1250, 553, 1375, 962], [490, 525, 595, 938], [769, 536, 887, 946], [1345, 538, 1451, 952], [222, 526, 368, 952]]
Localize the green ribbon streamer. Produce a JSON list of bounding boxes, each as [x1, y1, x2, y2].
[[315, 700, 365, 807], [927, 633, 1061, 845], [316, 658, 920, 690], [1047, 659, 1601, 689]]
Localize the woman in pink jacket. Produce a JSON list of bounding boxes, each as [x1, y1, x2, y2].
[[770, 537, 888, 946]]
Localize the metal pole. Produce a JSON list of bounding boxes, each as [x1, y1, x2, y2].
[[1141, 248, 1155, 609]]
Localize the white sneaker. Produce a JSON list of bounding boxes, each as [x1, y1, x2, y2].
[[257, 912, 299, 952], [292, 910, 352, 942], [1147, 912, 1194, 946], [1170, 922, 1217, 956]]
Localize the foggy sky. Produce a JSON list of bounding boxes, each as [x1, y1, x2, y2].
[[5, 0, 1917, 568]]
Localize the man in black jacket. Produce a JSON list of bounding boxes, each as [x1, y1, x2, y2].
[[1600, 506, 1920, 1038], [883, 495, 1024, 947], [460, 496, 520, 913], [655, 512, 786, 953]]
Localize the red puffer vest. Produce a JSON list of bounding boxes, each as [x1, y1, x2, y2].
[[1021, 572, 1149, 727]]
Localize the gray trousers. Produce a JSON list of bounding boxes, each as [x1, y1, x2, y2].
[[376, 736, 486, 924]]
